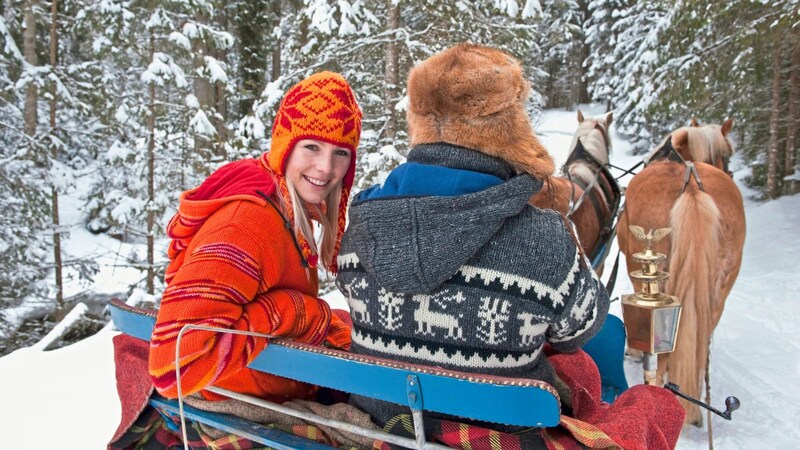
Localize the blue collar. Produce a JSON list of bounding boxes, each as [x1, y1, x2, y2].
[[357, 162, 504, 202]]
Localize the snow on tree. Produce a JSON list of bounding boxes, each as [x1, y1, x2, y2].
[[2, 0, 797, 353], [0, 0, 103, 324], [536, 0, 588, 108]]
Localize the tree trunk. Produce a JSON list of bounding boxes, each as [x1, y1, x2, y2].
[[193, 22, 212, 109], [49, 0, 65, 321], [2, 0, 11, 21], [577, 0, 591, 104], [545, 60, 558, 108], [383, 0, 400, 143], [213, 9, 229, 158], [193, 11, 212, 157], [215, 77, 228, 153], [23, 0, 38, 138], [293, 0, 309, 55], [785, 37, 800, 194], [766, 32, 783, 198], [271, 0, 282, 82], [146, 31, 156, 296], [236, 0, 268, 115]]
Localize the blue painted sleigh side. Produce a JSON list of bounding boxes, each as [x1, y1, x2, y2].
[[109, 298, 570, 449]]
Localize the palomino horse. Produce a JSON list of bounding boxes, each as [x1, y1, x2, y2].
[[532, 110, 621, 276], [617, 120, 745, 426], [655, 117, 735, 173]]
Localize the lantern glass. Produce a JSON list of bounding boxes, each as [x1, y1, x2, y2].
[[653, 305, 681, 353], [622, 294, 682, 354]]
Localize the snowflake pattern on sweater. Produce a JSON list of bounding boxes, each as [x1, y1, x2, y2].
[[338, 246, 601, 372]]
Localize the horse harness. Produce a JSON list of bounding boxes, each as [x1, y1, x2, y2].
[[563, 139, 620, 216], [647, 135, 706, 193], [599, 135, 710, 296], [562, 139, 623, 277]]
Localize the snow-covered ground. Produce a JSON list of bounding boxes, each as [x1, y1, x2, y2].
[[1, 106, 798, 449]]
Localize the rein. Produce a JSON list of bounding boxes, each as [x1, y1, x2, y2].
[[562, 137, 623, 294], [607, 161, 644, 180], [566, 165, 606, 217], [646, 134, 685, 166], [563, 140, 607, 219], [563, 139, 619, 219]]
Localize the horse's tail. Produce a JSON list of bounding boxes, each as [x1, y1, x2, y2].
[[667, 187, 721, 426]]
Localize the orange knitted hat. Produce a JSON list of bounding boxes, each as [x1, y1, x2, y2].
[[265, 71, 362, 272]]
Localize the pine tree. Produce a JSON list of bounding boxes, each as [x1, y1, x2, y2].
[[537, 0, 585, 108], [231, 0, 271, 115], [637, 0, 796, 195], [585, 0, 627, 110], [76, 0, 218, 297], [0, 3, 50, 324], [272, 0, 544, 190], [0, 0, 101, 328], [0, 6, 51, 318]]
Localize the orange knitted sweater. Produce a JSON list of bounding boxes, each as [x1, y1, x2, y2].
[[149, 157, 351, 402]]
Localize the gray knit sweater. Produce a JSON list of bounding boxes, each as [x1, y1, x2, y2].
[[335, 143, 609, 429]]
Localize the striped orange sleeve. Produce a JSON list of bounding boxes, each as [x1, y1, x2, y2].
[[148, 224, 334, 398], [324, 313, 352, 351]]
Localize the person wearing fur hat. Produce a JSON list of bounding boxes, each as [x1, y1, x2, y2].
[[335, 44, 610, 436], [147, 71, 362, 403]]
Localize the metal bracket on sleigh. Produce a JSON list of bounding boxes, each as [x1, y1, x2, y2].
[[109, 299, 563, 450]]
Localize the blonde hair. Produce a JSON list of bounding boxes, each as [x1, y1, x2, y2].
[[648, 125, 734, 165], [282, 177, 342, 272], [686, 125, 734, 162]]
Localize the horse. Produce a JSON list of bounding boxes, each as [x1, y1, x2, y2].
[[617, 120, 745, 426], [532, 110, 621, 276], [651, 118, 735, 173]]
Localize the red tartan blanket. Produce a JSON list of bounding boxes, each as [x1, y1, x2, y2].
[[542, 346, 684, 450], [108, 334, 155, 448], [374, 347, 683, 450], [109, 335, 684, 450]]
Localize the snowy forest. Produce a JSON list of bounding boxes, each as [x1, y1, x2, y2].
[[0, 0, 797, 354]]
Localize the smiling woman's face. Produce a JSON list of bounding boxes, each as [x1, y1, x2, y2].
[[285, 139, 351, 204]]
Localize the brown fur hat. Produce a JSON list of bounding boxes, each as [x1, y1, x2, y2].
[[407, 43, 554, 178]]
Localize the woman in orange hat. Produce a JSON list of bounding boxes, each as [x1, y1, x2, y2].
[[148, 71, 362, 403]]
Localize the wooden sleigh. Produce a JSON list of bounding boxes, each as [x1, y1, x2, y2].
[[109, 298, 629, 450]]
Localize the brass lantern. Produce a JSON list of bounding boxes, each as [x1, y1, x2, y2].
[[621, 226, 682, 384]]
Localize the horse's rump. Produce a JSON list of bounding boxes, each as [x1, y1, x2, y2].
[[617, 161, 745, 426]]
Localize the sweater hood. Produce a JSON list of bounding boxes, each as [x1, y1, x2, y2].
[[341, 144, 542, 294], [165, 157, 274, 271]]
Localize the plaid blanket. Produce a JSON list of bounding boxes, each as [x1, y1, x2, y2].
[[377, 415, 548, 449], [543, 347, 684, 450], [110, 404, 357, 450], [373, 347, 683, 450]]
